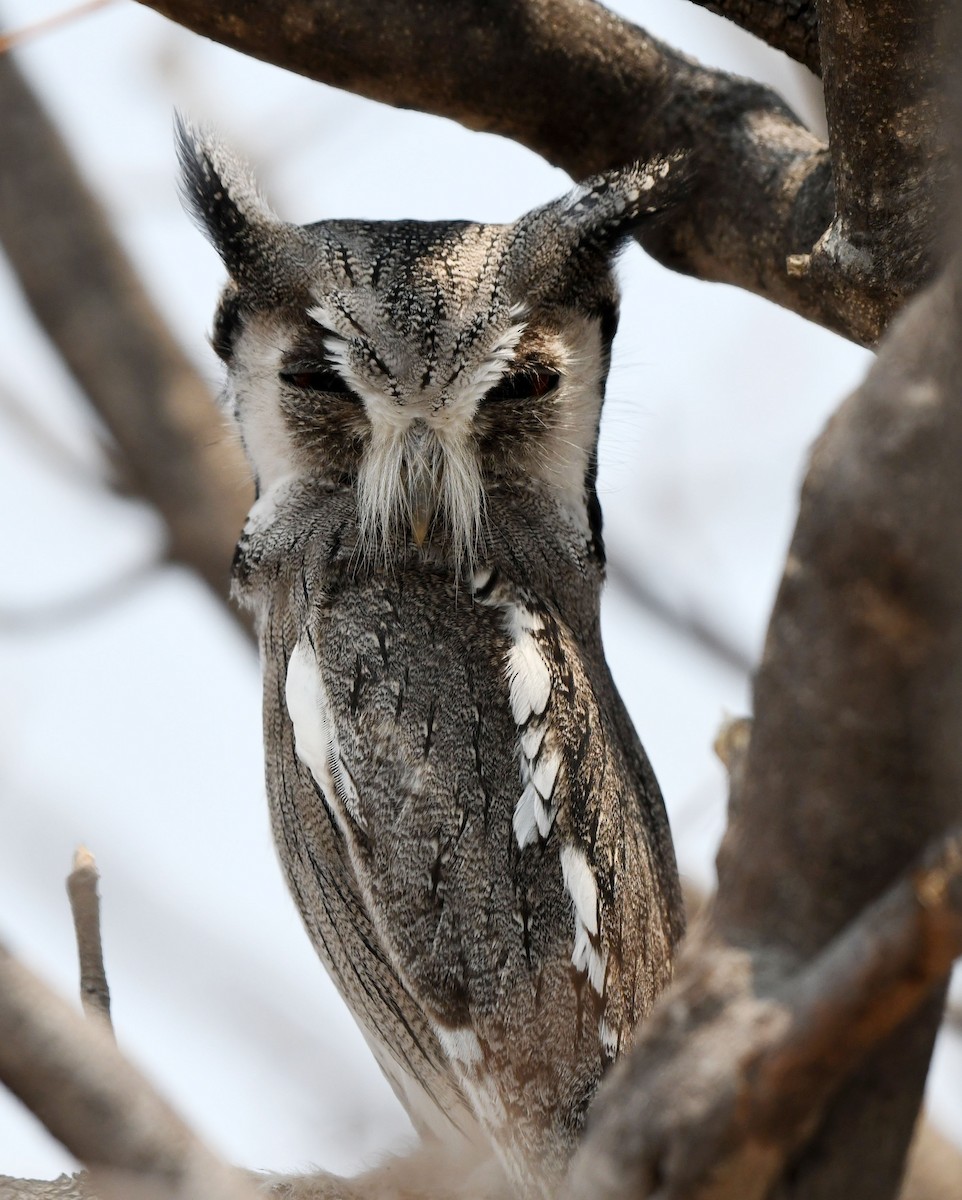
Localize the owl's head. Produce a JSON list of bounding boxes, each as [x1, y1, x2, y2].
[[177, 119, 686, 574]]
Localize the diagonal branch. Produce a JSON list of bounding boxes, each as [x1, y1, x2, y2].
[[137, 0, 863, 339], [0, 940, 261, 1200], [564, 828, 962, 1200], [0, 48, 253, 632], [683, 0, 821, 75]]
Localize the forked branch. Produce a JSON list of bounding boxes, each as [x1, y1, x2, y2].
[[134, 0, 947, 344], [0, 939, 260, 1200], [568, 213, 962, 1199]]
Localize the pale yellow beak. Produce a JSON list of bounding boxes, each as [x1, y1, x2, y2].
[[410, 505, 432, 548], [408, 470, 436, 548]]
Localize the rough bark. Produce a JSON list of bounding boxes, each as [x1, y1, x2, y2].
[[0, 49, 252, 627], [565, 240, 962, 1200], [798, 0, 950, 338], [135, 0, 883, 343], [683, 0, 820, 74]]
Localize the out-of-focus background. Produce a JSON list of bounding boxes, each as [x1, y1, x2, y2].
[[1, 0, 958, 1180]]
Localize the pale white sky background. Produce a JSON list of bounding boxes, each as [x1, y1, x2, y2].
[[0, 0, 958, 1181]]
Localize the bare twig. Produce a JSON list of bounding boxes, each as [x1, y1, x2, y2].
[[0, 1, 114, 55], [683, 0, 821, 74], [66, 848, 113, 1035], [607, 558, 754, 676]]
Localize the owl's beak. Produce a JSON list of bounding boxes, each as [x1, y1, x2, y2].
[[410, 506, 432, 548], [407, 467, 436, 548]]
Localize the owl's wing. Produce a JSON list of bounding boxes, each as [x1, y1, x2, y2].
[[287, 570, 676, 1190], [262, 604, 485, 1152]]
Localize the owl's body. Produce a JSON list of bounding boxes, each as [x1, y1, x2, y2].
[[179, 126, 684, 1195]]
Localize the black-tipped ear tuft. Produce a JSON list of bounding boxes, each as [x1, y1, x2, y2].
[[515, 152, 693, 301], [174, 113, 279, 281], [560, 152, 693, 247]]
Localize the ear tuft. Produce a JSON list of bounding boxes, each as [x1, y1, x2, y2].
[[174, 113, 279, 280], [514, 152, 692, 302], [559, 152, 693, 245]]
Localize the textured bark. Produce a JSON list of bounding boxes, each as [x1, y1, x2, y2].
[[684, 0, 821, 74], [565, 244, 962, 1200], [0, 50, 252, 628], [136, 0, 855, 341], [799, 0, 950, 337]]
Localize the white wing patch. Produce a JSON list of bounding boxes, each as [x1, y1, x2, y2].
[[471, 582, 559, 851], [506, 614, 550, 726], [514, 742, 562, 849], [506, 604, 560, 847], [436, 1025, 484, 1067], [560, 844, 598, 936], [561, 844, 608, 996], [598, 1017, 619, 1058], [285, 637, 365, 830]]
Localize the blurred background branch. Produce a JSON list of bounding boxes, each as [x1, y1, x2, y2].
[[0, 46, 252, 634]]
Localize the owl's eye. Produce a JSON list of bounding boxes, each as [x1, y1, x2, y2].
[[484, 365, 560, 403], [280, 368, 353, 395]]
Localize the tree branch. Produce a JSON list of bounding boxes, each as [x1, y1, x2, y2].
[[137, 0, 884, 340], [0, 49, 252, 633], [797, 0, 950, 326], [564, 826, 962, 1200], [0, 1, 115, 54], [0, 941, 261, 1200], [683, 0, 821, 75], [566, 229, 962, 1199], [66, 849, 113, 1035]]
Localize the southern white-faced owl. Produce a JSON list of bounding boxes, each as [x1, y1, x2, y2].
[[177, 120, 685, 1197]]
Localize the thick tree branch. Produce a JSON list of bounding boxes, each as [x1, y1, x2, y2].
[[566, 233, 962, 1199], [0, 49, 252, 631], [684, 0, 821, 75], [137, 0, 880, 340], [797, 0, 950, 328], [564, 827, 962, 1200]]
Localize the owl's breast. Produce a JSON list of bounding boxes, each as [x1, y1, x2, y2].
[[309, 567, 520, 836]]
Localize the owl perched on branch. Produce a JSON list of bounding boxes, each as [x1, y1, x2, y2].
[[178, 119, 685, 1197]]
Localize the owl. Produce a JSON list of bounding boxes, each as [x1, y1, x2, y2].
[[177, 120, 685, 1197]]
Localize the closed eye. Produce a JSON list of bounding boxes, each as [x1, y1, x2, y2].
[[280, 367, 355, 396], [484, 365, 560, 403]]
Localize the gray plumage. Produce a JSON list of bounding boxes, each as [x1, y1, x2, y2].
[[177, 118, 685, 1196]]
